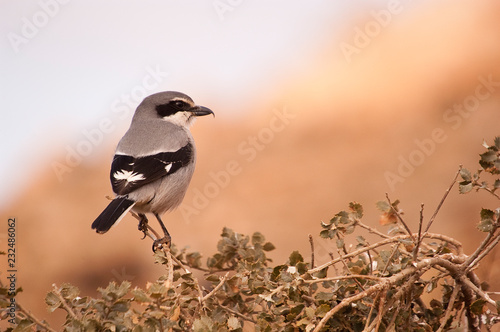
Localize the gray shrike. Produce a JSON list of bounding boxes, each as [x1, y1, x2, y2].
[[92, 91, 214, 250]]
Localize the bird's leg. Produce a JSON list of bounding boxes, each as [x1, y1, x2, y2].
[[137, 213, 150, 239], [152, 213, 171, 251], [131, 212, 159, 241]]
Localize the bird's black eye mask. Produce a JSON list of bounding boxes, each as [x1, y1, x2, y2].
[[156, 100, 190, 118]]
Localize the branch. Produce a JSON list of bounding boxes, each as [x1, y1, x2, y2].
[[436, 280, 461, 332], [202, 272, 230, 302], [303, 274, 381, 285], [413, 203, 425, 261], [312, 255, 480, 332], [385, 193, 415, 242], [16, 302, 57, 332], [309, 234, 315, 269], [306, 233, 463, 275], [423, 166, 461, 235], [51, 284, 79, 321], [312, 258, 438, 332]]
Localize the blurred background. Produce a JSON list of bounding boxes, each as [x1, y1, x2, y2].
[[1, 0, 500, 327]]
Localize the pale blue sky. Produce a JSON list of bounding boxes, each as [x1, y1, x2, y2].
[[1, 1, 390, 208]]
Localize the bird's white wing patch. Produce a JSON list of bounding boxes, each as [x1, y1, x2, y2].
[[113, 170, 146, 183], [165, 163, 173, 173]]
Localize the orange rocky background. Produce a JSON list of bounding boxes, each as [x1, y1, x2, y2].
[[2, 0, 500, 327]]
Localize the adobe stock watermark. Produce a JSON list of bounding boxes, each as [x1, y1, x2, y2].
[[180, 107, 296, 223], [111, 267, 136, 283], [8, 0, 71, 54], [51, 65, 168, 182], [340, 0, 405, 63], [384, 74, 500, 191], [213, 0, 243, 21]]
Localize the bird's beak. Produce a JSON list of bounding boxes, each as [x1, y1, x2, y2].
[[190, 106, 215, 118]]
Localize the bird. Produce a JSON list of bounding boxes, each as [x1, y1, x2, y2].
[[91, 91, 214, 250]]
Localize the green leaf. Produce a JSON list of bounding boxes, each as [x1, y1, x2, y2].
[[289, 251, 304, 266], [349, 202, 363, 218], [481, 150, 498, 163], [206, 274, 221, 283], [193, 316, 214, 332], [227, 316, 241, 330], [315, 304, 331, 318], [186, 252, 202, 268], [313, 268, 328, 279], [315, 292, 332, 302], [494, 136, 500, 150], [13, 319, 35, 331], [147, 283, 168, 299], [376, 201, 391, 213], [45, 292, 61, 312], [263, 242, 276, 251], [111, 299, 130, 312], [459, 181, 473, 194], [478, 208, 497, 232], [470, 299, 487, 315], [60, 283, 80, 300], [252, 232, 266, 245], [320, 229, 332, 239], [356, 236, 367, 246], [131, 288, 150, 303], [459, 168, 472, 181], [336, 238, 344, 249]]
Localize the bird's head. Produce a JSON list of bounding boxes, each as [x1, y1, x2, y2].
[[134, 91, 214, 127]]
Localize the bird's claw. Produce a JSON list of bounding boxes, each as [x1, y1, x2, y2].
[[138, 220, 148, 240], [152, 237, 171, 252]]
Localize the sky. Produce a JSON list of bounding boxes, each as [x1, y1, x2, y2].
[[0, 1, 395, 209]]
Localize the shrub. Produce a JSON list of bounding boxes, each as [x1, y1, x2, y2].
[[1, 137, 499, 331]]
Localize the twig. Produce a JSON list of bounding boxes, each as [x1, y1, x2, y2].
[[423, 166, 461, 235], [381, 243, 400, 276], [466, 232, 500, 273], [337, 250, 365, 291], [303, 274, 381, 284], [221, 305, 256, 324], [306, 233, 463, 275], [463, 217, 500, 272], [170, 254, 193, 274], [385, 193, 415, 242], [436, 280, 460, 332], [477, 185, 500, 200], [162, 248, 174, 289], [386, 300, 401, 332], [357, 220, 392, 239], [358, 220, 434, 254], [457, 273, 496, 307], [363, 291, 381, 332], [309, 234, 315, 269], [202, 272, 230, 302], [367, 250, 373, 275], [374, 291, 386, 331], [413, 203, 425, 261], [16, 302, 57, 332]]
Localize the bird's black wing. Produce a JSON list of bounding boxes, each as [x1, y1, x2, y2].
[[110, 143, 193, 196]]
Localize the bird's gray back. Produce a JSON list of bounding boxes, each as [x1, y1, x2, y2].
[[116, 119, 192, 157]]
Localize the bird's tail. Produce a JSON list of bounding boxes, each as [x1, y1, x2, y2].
[[92, 197, 136, 233]]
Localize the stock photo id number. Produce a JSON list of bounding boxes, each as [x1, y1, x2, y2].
[[6, 217, 17, 324]]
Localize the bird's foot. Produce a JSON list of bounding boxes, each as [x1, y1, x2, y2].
[[152, 236, 171, 252], [138, 219, 149, 240]]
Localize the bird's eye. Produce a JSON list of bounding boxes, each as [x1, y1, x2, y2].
[[174, 100, 186, 109]]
